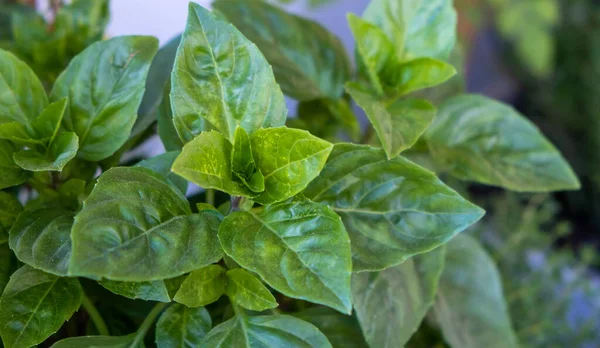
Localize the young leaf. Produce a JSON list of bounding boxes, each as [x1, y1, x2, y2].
[[51, 334, 140, 348], [171, 3, 286, 142], [174, 264, 227, 308], [346, 82, 436, 159], [0, 266, 82, 348], [214, 0, 351, 101], [0, 140, 29, 189], [383, 57, 457, 96], [0, 122, 42, 146], [136, 151, 188, 195], [201, 314, 332, 348], [69, 167, 223, 281], [9, 208, 73, 276], [294, 307, 368, 348], [156, 304, 212, 348], [232, 127, 264, 193], [33, 98, 69, 143], [425, 94, 581, 192], [434, 234, 519, 348], [251, 127, 333, 204], [219, 201, 352, 314], [352, 247, 445, 347], [303, 143, 484, 271], [225, 268, 278, 311], [99, 279, 172, 303], [13, 132, 79, 171], [50, 36, 159, 161]]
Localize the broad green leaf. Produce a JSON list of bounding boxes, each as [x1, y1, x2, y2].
[[136, 152, 188, 195], [214, 0, 351, 101], [294, 307, 368, 348], [9, 208, 73, 276], [201, 314, 332, 348], [0, 191, 22, 238], [174, 264, 227, 308], [219, 201, 352, 314], [363, 0, 457, 61], [172, 131, 257, 197], [13, 132, 79, 171], [346, 82, 436, 159], [232, 127, 264, 193], [251, 127, 333, 204], [0, 140, 29, 189], [0, 49, 47, 127], [156, 304, 212, 348], [156, 81, 183, 151], [225, 268, 278, 311], [171, 3, 286, 142], [352, 247, 445, 347], [425, 95, 581, 192], [303, 143, 484, 271], [51, 334, 141, 348], [50, 36, 158, 161], [33, 98, 68, 143], [0, 265, 82, 348], [434, 234, 519, 348], [99, 279, 171, 302], [69, 167, 223, 281], [0, 122, 41, 146], [383, 58, 456, 96]]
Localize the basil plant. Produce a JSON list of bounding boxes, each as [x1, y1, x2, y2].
[[0, 0, 580, 347]]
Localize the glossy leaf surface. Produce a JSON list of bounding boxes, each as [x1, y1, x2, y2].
[[99, 279, 171, 302], [14, 132, 79, 171], [156, 304, 212, 348]]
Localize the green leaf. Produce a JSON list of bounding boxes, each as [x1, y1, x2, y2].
[[294, 307, 368, 348], [13, 132, 79, 171], [303, 143, 484, 271], [99, 279, 171, 302], [434, 234, 519, 348], [295, 99, 361, 142], [352, 247, 445, 347], [0, 140, 29, 189], [50, 36, 159, 161], [172, 131, 257, 197], [0, 191, 22, 238], [225, 268, 278, 311], [0, 242, 15, 294], [0, 265, 82, 348], [362, 0, 457, 61], [156, 304, 212, 348], [425, 94, 581, 192], [173, 264, 227, 308], [51, 334, 141, 348], [201, 314, 332, 348], [171, 3, 286, 142], [346, 82, 436, 159], [9, 207, 73, 276], [232, 127, 264, 193], [33, 97, 69, 143], [0, 49, 47, 127], [69, 167, 223, 281], [156, 81, 183, 151], [53, 0, 109, 57], [214, 0, 351, 101], [383, 58, 457, 96], [0, 122, 42, 146], [219, 201, 352, 314], [251, 127, 333, 204], [136, 152, 188, 195]]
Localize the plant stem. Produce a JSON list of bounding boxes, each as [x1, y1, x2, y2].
[[206, 188, 215, 206], [131, 303, 168, 347], [81, 294, 109, 336]]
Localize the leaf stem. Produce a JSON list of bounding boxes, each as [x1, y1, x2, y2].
[[206, 188, 215, 206], [131, 302, 168, 346], [81, 294, 109, 336]]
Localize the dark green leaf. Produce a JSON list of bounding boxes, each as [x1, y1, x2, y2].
[[352, 247, 445, 347], [425, 94, 581, 191], [214, 0, 351, 101], [434, 234, 519, 348], [174, 264, 227, 308], [0, 122, 41, 146], [225, 268, 278, 311], [136, 152, 188, 195], [0, 241, 14, 294], [0, 266, 82, 348], [54, 0, 110, 57], [50, 36, 159, 161], [69, 167, 223, 281], [295, 99, 361, 142], [304, 143, 484, 271], [0, 140, 29, 189], [156, 81, 183, 151], [33, 97, 68, 142], [294, 307, 368, 348], [232, 126, 264, 193], [171, 3, 286, 142], [13, 132, 79, 171], [51, 334, 141, 348], [156, 304, 212, 348], [0, 191, 22, 238], [219, 201, 352, 314], [99, 279, 171, 303]]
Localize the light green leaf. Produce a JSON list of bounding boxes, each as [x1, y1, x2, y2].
[[201, 314, 332, 348], [352, 247, 445, 347], [33, 98, 68, 143], [425, 94, 581, 192], [214, 0, 351, 101], [50, 36, 158, 161], [226, 268, 278, 311], [171, 3, 286, 142], [156, 304, 212, 348], [51, 334, 141, 348], [174, 264, 227, 308], [304, 143, 484, 271], [434, 234, 519, 348], [0, 265, 82, 348], [0, 140, 29, 189], [0, 122, 42, 146], [136, 151, 188, 195], [346, 82, 436, 159], [232, 126, 264, 193], [219, 201, 352, 314], [99, 279, 171, 302], [363, 0, 457, 61], [383, 57, 456, 95], [14, 132, 79, 171], [0, 49, 47, 126], [69, 167, 223, 281], [251, 127, 333, 204], [172, 131, 257, 197], [294, 307, 368, 348]]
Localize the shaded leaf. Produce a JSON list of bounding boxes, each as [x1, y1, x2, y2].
[[0, 140, 29, 189], [225, 268, 278, 311], [156, 81, 183, 151], [33, 97, 68, 143], [294, 307, 368, 348], [99, 279, 171, 303], [13, 132, 79, 171], [174, 264, 226, 308], [232, 126, 264, 193], [136, 151, 188, 195], [156, 304, 212, 348], [0, 191, 22, 238], [51, 334, 141, 348], [0, 122, 42, 146]]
